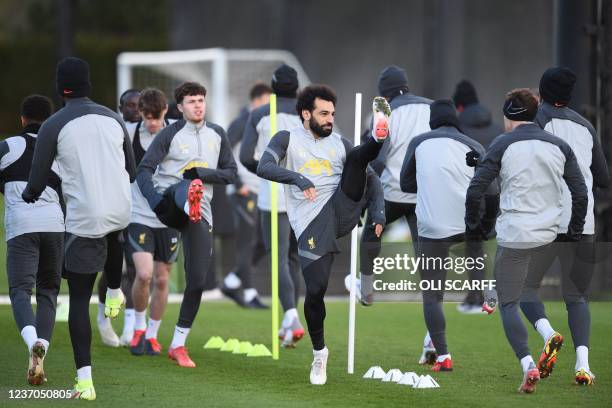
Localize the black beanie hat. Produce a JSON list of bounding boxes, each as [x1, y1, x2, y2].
[[539, 67, 576, 106], [271, 64, 299, 96], [429, 99, 460, 130], [56, 57, 92, 98], [377, 65, 408, 98], [452, 80, 478, 107]]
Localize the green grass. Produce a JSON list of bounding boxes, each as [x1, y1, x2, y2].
[[0, 301, 610, 407]]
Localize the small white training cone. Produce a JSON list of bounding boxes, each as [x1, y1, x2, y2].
[[398, 371, 419, 386], [363, 366, 386, 379], [428, 375, 440, 387], [381, 369, 403, 383], [415, 375, 438, 389]]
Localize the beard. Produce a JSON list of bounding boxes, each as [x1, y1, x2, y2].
[[309, 117, 333, 138]]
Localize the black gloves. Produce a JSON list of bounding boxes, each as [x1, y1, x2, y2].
[[465, 225, 486, 241], [466, 150, 481, 167], [465, 220, 496, 241], [21, 190, 38, 203], [183, 168, 200, 180]]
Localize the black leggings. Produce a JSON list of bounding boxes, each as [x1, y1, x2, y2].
[[340, 136, 382, 202], [97, 230, 131, 305], [65, 271, 97, 369], [302, 253, 334, 351]]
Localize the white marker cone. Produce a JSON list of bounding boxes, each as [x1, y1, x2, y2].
[[363, 366, 386, 379], [381, 369, 403, 383], [398, 371, 420, 386]]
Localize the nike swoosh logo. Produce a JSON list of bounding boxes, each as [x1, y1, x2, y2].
[[506, 101, 528, 115], [170, 244, 178, 251]]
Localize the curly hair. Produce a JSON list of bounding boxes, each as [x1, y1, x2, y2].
[[295, 85, 337, 122], [174, 82, 207, 104]]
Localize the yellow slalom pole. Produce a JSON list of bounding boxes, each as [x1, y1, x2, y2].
[[270, 93, 279, 360]]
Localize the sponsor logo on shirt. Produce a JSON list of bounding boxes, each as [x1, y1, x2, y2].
[[299, 159, 332, 176]]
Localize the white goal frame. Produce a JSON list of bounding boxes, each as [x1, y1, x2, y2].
[[117, 48, 311, 128]]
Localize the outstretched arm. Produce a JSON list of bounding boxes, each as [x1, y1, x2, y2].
[[256, 130, 314, 191]]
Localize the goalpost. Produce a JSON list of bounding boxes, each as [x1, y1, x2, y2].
[[116, 47, 311, 128]]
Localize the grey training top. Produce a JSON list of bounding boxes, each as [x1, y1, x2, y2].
[[257, 126, 385, 239], [126, 120, 176, 229], [377, 93, 432, 204], [24, 97, 136, 238], [239, 97, 302, 212], [0, 133, 64, 241], [400, 126, 489, 239], [226, 106, 260, 194], [136, 120, 237, 227], [535, 102, 610, 235], [465, 123, 588, 249]]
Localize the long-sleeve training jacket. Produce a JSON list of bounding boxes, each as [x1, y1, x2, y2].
[[465, 123, 588, 249], [377, 93, 432, 204], [136, 120, 237, 227], [535, 102, 609, 235], [23, 97, 136, 238], [239, 97, 302, 212], [257, 126, 385, 239], [400, 125, 497, 239]]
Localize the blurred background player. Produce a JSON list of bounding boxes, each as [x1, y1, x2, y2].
[[137, 81, 237, 368], [452, 80, 504, 313], [221, 82, 272, 308], [240, 65, 304, 347], [519, 67, 609, 385], [452, 80, 503, 150], [24, 57, 136, 400], [125, 88, 181, 357], [96, 88, 142, 347], [400, 100, 498, 372], [257, 85, 386, 385], [1, 95, 64, 386], [465, 88, 587, 393], [358, 65, 432, 305], [119, 88, 142, 123]]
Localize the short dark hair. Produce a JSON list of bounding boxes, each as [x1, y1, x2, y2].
[[296, 85, 337, 122], [138, 88, 168, 118], [249, 82, 273, 101], [505, 88, 539, 121], [21, 95, 53, 123], [119, 88, 140, 106], [174, 82, 207, 104]]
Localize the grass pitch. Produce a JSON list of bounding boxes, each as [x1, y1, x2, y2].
[[0, 301, 610, 407]]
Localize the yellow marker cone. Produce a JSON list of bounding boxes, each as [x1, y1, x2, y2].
[[221, 338, 240, 352], [247, 344, 273, 357], [233, 341, 253, 354], [203, 336, 225, 349]]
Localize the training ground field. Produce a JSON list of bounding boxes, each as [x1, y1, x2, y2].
[[0, 301, 610, 407]]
